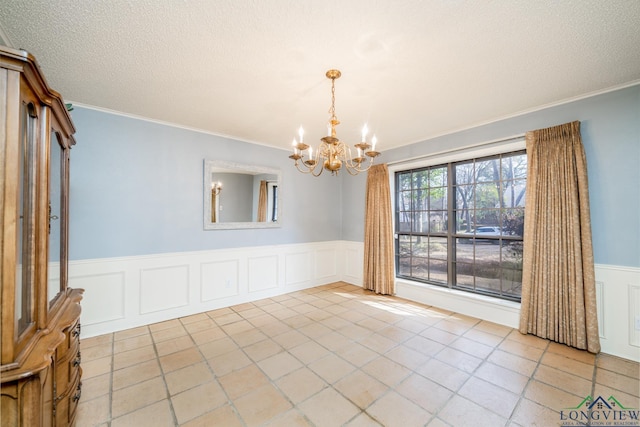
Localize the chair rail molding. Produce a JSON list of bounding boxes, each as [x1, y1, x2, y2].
[[70, 241, 638, 361]]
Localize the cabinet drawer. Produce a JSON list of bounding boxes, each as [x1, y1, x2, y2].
[[58, 320, 81, 359], [55, 345, 81, 394], [55, 373, 81, 427]]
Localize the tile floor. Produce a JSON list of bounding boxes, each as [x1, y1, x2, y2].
[[76, 282, 639, 427]]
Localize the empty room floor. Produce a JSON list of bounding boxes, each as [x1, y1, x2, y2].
[[75, 282, 639, 427]]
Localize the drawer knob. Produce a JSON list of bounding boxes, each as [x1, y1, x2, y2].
[[72, 382, 82, 402]]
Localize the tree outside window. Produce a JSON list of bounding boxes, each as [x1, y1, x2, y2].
[[395, 150, 526, 302]]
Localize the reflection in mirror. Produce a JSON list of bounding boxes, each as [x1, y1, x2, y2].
[[16, 102, 37, 335], [48, 131, 63, 305], [204, 160, 281, 230]]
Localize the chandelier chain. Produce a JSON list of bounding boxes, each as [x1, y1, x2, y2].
[[329, 77, 336, 122]]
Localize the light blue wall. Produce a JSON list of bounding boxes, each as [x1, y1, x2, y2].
[[342, 85, 640, 268], [68, 108, 343, 260], [69, 85, 639, 267]]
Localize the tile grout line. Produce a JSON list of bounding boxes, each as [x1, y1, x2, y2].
[[214, 300, 291, 427], [151, 325, 180, 426], [246, 297, 367, 427], [108, 332, 115, 426], [253, 288, 390, 426], [588, 353, 600, 427], [183, 311, 249, 427], [241, 306, 326, 426], [427, 317, 510, 425], [302, 289, 401, 426], [76, 284, 638, 426], [506, 337, 551, 427]]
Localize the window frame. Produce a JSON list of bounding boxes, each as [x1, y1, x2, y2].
[[389, 138, 526, 302]]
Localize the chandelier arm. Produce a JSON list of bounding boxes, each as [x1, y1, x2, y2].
[[347, 156, 376, 175], [294, 158, 325, 177], [344, 164, 362, 176], [294, 160, 315, 174], [343, 147, 365, 171], [309, 151, 325, 177], [361, 157, 376, 173]]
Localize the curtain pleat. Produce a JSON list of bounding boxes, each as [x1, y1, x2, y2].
[[519, 121, 600, 353], [211, 191, 218, 223], [363, 164, 395, 295], [257, 180, 267, 222]]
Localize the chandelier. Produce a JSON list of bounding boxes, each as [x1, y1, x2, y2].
[[211, 181, 222, 196], [288, 69, 380, 176]]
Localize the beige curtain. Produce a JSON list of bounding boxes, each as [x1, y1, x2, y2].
[[257, 180, 268, 222], [519, 121, 600, 353], [211, 191, 218, 223], [363, 164, 395, 295]]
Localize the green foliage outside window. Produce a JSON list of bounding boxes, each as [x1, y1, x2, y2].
[[395, 151, 526, 301]]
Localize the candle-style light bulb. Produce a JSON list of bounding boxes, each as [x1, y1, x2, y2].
[[292, 138, 297, 154], [357, 147, 362, 158], [361, 124, 368, 142], [308, 146, 313, 160], [371, 135, 377, 151], [298, 126, 304, 143]]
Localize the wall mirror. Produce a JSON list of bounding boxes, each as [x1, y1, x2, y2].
[[204, 160, 281, 230], [48, 130, 63, 306]]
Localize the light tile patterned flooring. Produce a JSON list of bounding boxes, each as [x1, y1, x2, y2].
[[76, 282, 639, 427]]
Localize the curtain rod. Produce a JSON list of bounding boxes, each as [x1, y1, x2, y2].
[[386, 133, 526, 167]]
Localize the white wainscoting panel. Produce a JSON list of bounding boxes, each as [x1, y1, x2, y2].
[[595, 281, 605, 340], [73, 241, 351, 338], [248, 255, 278, 293], [70, 240, 639, 362], [595, 264, 640, 361], [140, 265, 190, 314], [284, 252, 311, 287], [627, 285, 640, 348], [315, 247, 338, 280], [342, 241, 364, 286], [201, 260, 239, 301], [69, 272, 125, 326]]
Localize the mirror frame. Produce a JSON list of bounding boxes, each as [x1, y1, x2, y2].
[[203, 160, 281, 230]]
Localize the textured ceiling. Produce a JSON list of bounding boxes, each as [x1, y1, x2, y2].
[[1, 1, 639, 151]]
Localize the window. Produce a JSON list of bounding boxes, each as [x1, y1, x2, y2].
[[395, 150, 526, 301], [268, 183, 278, 222]]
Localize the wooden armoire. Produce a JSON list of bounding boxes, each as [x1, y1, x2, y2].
[[1, 46, 83, 426]]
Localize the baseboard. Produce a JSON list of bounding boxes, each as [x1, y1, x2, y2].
[[395, 279, 521, 328], [71, 241, 362, 338], [393, 264, 639, 362], [70, 241, 639, 362]]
